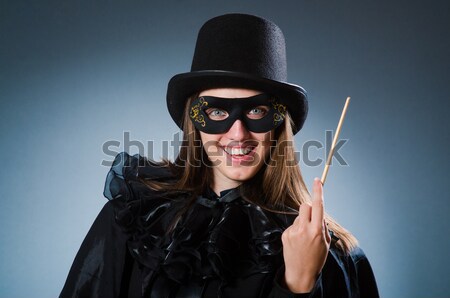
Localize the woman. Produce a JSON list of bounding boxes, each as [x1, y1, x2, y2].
[[60, 13, 379, 297]]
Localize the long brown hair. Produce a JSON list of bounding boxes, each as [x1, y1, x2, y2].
[[141, 94, 358, 253]]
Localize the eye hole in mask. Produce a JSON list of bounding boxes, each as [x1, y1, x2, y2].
[[189, 93, 286, 134], [205, 105, 270, 121]]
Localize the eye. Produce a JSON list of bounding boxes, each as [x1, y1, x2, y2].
[[247, 106, 269, 120], [206, 108, 228, 120]]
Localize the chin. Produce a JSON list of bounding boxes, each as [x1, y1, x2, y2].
[[221, 165, 262, 183]]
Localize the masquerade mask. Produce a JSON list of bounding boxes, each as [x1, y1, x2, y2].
[[189, 93, 286, 134]]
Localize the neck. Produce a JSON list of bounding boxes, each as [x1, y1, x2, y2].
[[210, 178, 241, 197]]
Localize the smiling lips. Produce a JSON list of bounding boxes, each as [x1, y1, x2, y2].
[[223, 147, 253, 155], [222, 145, 257, 162]]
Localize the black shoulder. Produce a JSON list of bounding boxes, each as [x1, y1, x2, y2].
[[103, 151, 175, 201], [349, 246, 370, 264], [346, 246, 380, 298]]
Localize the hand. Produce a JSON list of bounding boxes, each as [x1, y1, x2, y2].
[[281, 178, 331, 293]]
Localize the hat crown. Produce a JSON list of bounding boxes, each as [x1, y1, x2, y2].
[[167, 13, 308, 135], [191, 14, 288, 82]]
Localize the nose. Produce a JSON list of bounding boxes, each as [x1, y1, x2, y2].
[[225, 119, 250, 141]]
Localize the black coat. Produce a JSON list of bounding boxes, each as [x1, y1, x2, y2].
[[60, 152, 379, 298]]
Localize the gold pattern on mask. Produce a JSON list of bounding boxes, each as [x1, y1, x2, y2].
[[190, 97, 209, 127], [272, 101, 286, 125]]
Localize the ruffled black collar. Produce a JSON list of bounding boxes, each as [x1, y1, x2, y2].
[[104, 152, 295, 295], [203, 185, 238, 200]]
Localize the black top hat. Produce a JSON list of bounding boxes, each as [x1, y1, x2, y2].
[[167, 13, 308, 135]]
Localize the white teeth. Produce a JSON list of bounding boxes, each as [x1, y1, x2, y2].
[[224, 147, 252, 155]]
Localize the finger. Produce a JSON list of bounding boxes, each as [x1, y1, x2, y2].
[[324, 220, 331, 244], [292, 213, 301, 229], [312, 177, 324, 227], [299, 203, 312, 227], [281, 226, 291, 243]]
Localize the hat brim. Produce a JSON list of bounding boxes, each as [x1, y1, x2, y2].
[[167, 70, 308, 135]]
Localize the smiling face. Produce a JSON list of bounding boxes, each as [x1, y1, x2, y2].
[[197, 88, 275, 194]]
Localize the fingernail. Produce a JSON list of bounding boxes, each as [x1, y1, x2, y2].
[[315, 177, 324, 186]]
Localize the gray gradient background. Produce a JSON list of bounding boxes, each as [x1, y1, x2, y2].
[[1, 1, 449, 297]]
